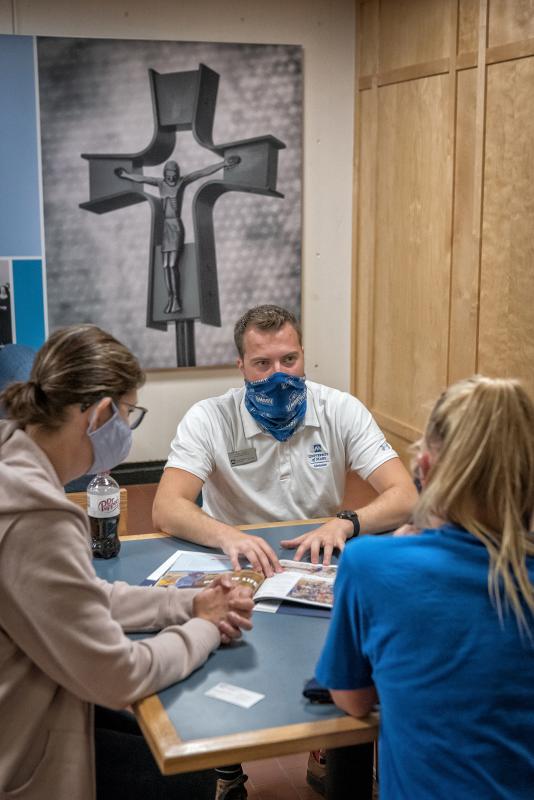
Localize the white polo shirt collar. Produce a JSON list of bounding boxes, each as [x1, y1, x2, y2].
[[239, 382, 321, 439]]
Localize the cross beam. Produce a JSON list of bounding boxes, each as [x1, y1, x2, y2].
[[80, 64, 285, 366]]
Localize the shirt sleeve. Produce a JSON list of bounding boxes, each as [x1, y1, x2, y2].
[[165, 402, 216, 482], [339, 393, 398, 480], [0, 511, 220, 710], [96, 578, 199, 631], [315, 543, 374, 690]]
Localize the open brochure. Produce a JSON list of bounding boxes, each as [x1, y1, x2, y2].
[[144, 549, 337, 610]]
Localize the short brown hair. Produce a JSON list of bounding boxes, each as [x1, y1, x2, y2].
[[0, 324, 144, 431], [233, 305, 302, 358]]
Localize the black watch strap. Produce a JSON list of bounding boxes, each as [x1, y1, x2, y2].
[[336, 510, 360, 539]]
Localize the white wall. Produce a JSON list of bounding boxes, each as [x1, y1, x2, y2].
[[0, 0, 356, 462]]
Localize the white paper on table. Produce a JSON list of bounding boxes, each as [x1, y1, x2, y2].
[[253, 599, 281, 613], [205, 682, 265, 708]]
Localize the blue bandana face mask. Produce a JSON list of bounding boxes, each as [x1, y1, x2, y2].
[[87, 402, 132, 474], [244, 372, 307, 442]]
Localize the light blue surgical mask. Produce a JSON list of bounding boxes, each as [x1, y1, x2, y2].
[[245, 371, 307, 441], [87, 402, 132, 474]]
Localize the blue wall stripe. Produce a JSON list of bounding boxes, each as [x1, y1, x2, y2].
[[12, 259, 45, 349], [0, 35, 42, 257]]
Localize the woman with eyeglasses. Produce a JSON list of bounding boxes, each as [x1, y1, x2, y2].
[[316, 375, 534, 799], [0, 324, 254, 800]]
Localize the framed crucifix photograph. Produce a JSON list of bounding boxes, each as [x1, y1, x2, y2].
[[36, 37, 302, 368]]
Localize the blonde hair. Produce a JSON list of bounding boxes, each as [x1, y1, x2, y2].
[[414, 375, 534, 632], [0, 325, 144, 431]]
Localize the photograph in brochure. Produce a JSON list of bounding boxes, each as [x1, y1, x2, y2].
[[144, 550, 337, 610]]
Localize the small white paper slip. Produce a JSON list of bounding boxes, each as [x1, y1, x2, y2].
[[204, 682, 265, 709], [253, 599, 281, 614]]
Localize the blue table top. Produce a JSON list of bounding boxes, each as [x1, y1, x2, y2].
[[94, 525, 345, 736], [93, 524, 378, 771]]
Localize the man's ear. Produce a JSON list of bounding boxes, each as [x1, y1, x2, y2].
[[237, 357, 245, 377]]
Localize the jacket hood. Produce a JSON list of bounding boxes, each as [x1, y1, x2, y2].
[[0, 420, 86, 522]]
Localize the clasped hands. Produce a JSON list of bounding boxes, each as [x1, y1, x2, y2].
[[193, 575, 254, 645]]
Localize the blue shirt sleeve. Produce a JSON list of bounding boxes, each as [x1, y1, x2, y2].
[[315, 542, 374, 690]]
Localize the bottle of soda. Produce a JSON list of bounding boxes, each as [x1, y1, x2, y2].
[[87, 472, 121, 559]]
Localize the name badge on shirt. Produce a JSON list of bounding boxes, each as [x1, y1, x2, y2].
[[228, 447, 257, 467]]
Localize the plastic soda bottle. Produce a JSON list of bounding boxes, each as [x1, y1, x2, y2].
[[87, 472, 121, 558]]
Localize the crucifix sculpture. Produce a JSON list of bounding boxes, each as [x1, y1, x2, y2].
[[80, 64, 285, 366]]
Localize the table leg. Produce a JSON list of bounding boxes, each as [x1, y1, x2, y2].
[[326, 742, 374, 800]]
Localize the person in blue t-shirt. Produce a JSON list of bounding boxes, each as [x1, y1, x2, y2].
[[316, 375, 534, 800]]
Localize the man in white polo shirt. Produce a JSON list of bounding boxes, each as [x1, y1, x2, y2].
[[154, 304, 417, 799], [153, 304, 417, 576]]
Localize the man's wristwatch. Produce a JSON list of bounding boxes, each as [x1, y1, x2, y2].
[[336, 510, 360, 539]]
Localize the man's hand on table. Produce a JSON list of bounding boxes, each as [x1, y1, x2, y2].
[[280, 517, 354, 565], [220, 528, 282, 577], [193, 575, 254, 645]]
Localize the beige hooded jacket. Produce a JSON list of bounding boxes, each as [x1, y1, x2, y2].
[[0, 421, 220, 800]]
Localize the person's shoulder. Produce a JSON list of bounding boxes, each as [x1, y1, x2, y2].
[[184, 386, 244, 417], [307, 379, 363, 402], [177, 387, 245, 440], [345, 533, 392, 559], [348, 527, 455, 562], [0, 418, 18, 445], [334, 537, 389, 593], [343, 532, 418, 566], [307, 380, 369, 414], [338, 534, 421, 590]]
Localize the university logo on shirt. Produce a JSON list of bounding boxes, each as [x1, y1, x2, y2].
[[307, 443, 330, 469]]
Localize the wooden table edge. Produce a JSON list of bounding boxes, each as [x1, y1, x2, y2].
[[124, 519, 373, 775], [121, 518, 332, 541], [134, 694, 379, 775]]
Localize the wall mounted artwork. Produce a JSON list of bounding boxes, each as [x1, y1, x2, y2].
[[0, 35, 302, 368]]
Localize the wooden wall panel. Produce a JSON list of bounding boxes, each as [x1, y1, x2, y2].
[[353, 0, 534, 462], [448, 68, 478, 382], [354, 88, 377, 401], [359, 0, 378, 76], [488, 0, 534, 48], [478, 57, 534, 389], [458, 0, 479, 54], [373, 75, 451, 432], [379, 0, 451, 72]]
